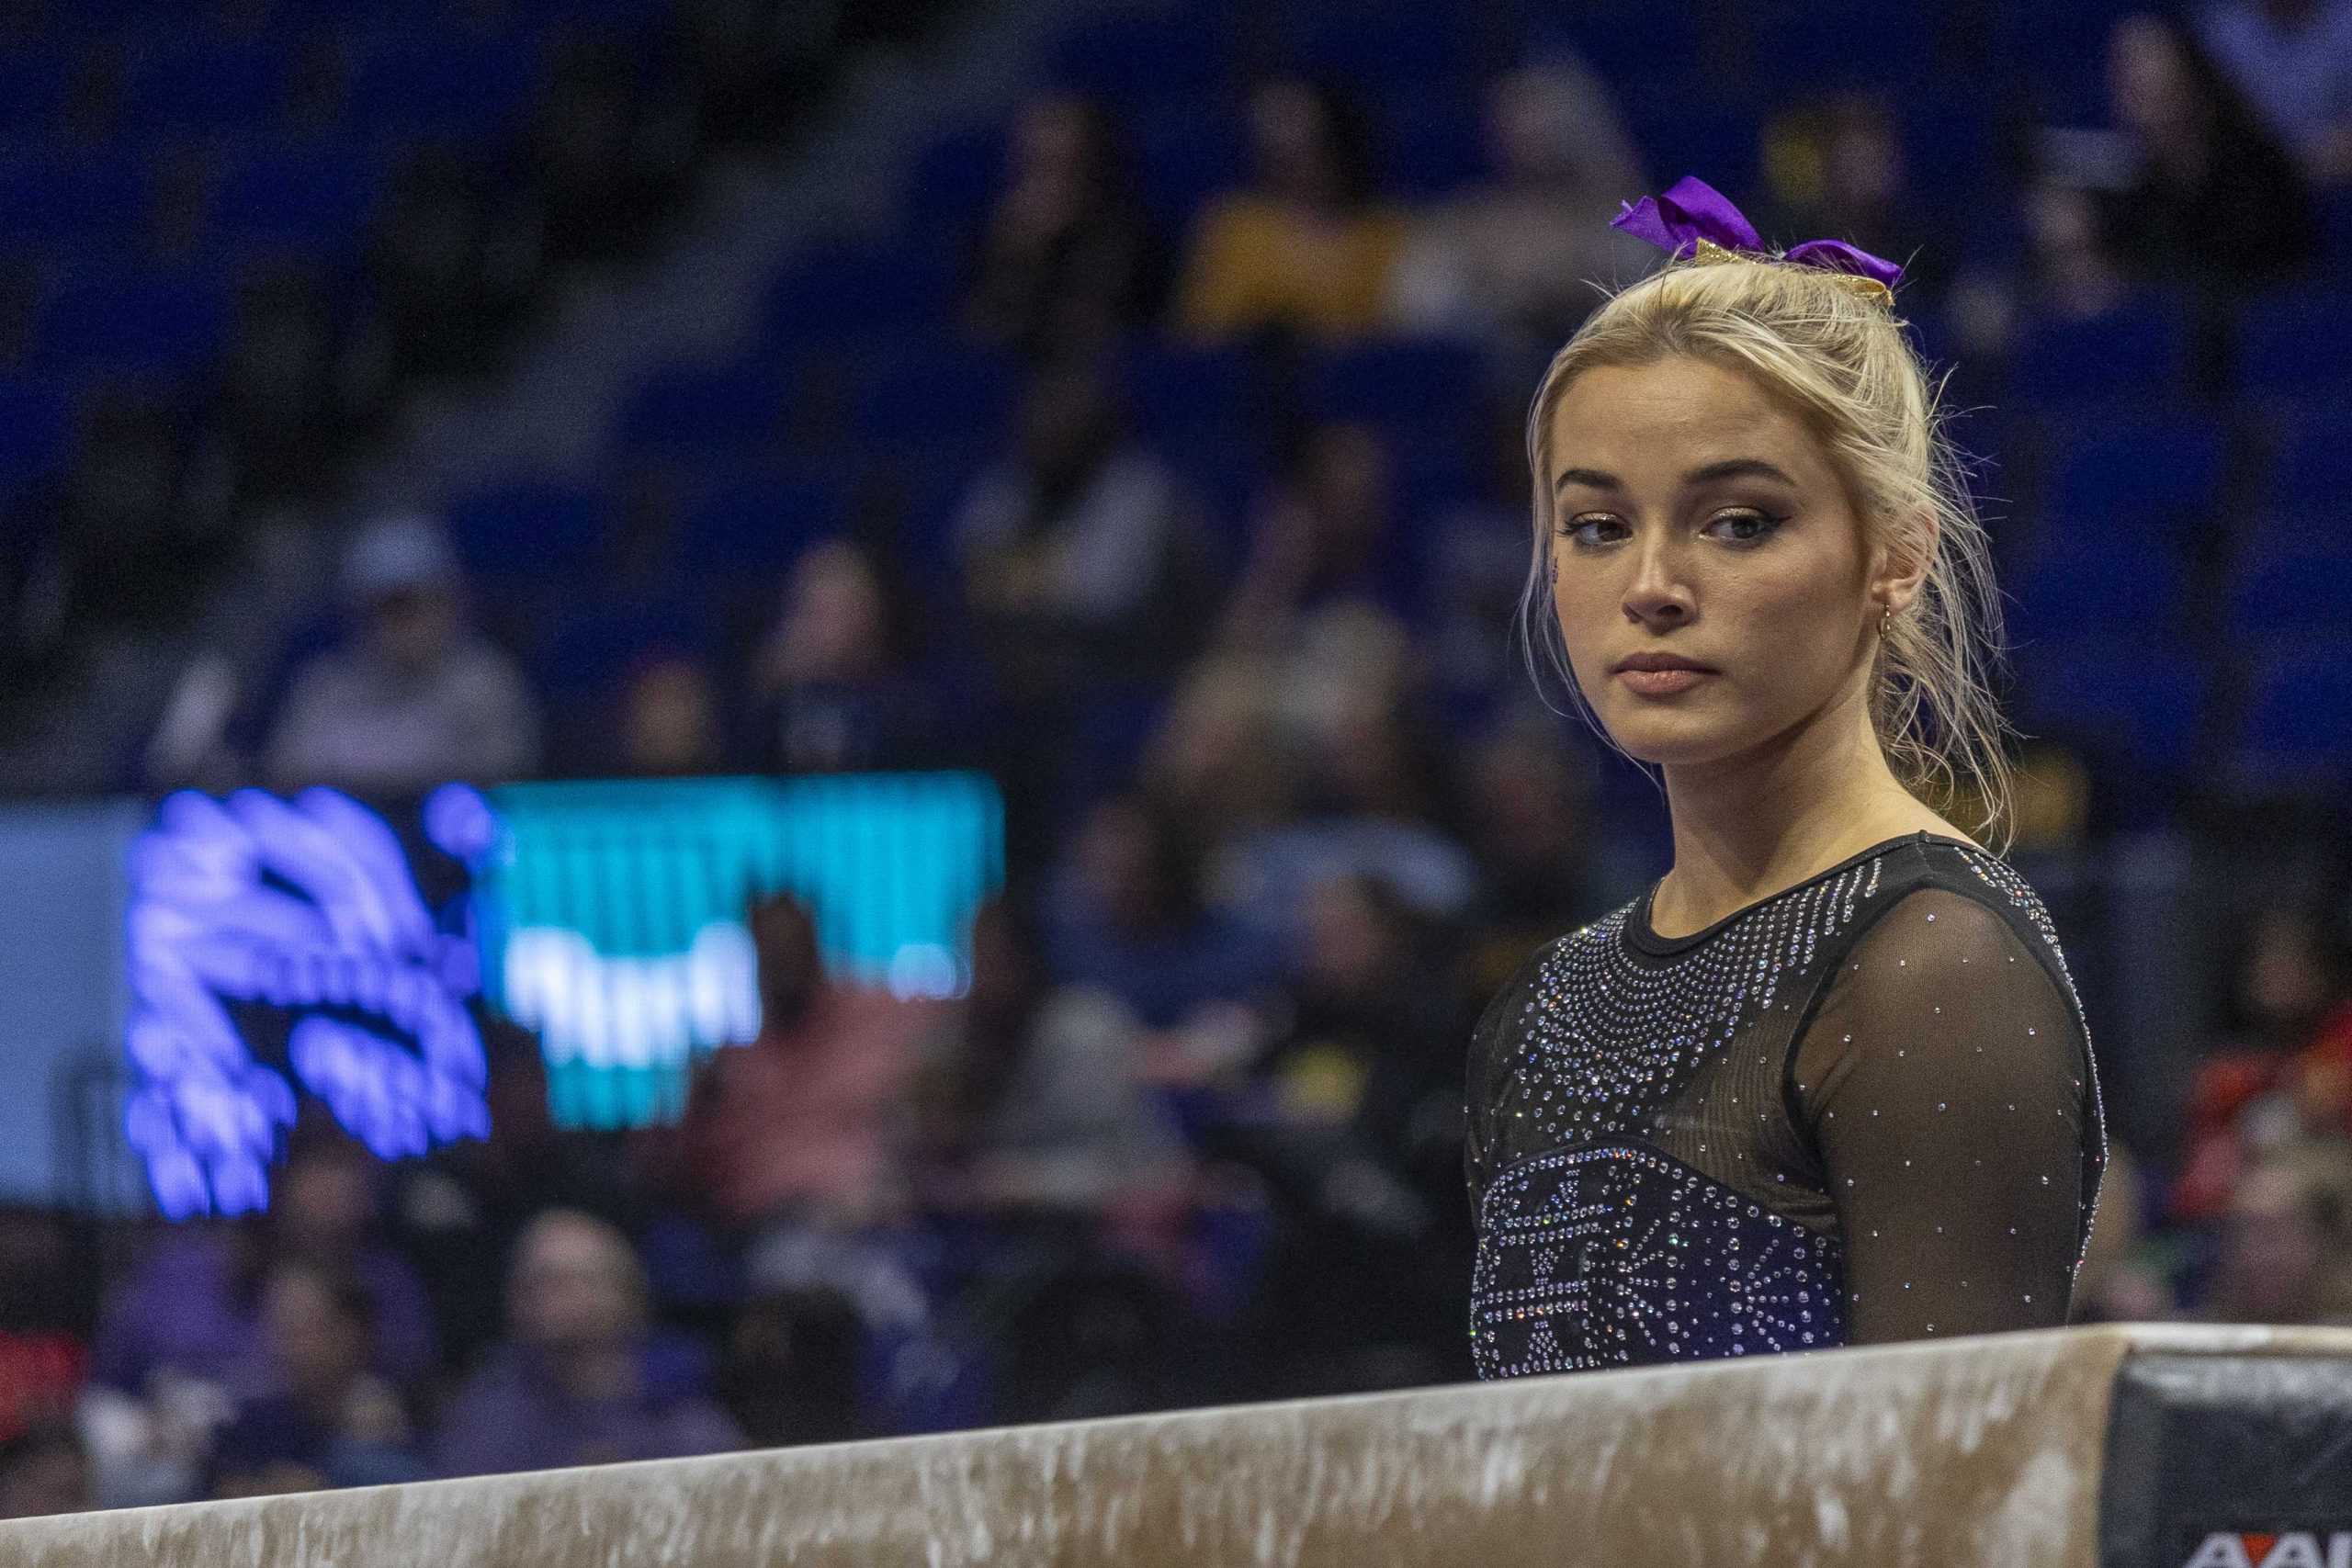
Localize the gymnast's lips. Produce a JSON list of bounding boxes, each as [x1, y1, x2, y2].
[[1611, 652, 1717, 674], [1611, 651, 1718, 695]]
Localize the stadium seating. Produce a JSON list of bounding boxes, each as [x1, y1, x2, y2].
[[2233, 285, 2352, 401], [2008, 295, 2193, 408], [677, 466, 848, 574], [2008, 633, 2211, 781], [209, 141, 384, 260], [613, 357, 797, 461], [2238, 645, 2352, 783], [2260, 406, 2352, 519], [446, 479, 614, 578], [2005, 547, 2189, 649], [0, 0, 676, 631], [3, 0, 2342, 828], [1045, 9, 1227, 110], [2037, 411, 2227, 548]]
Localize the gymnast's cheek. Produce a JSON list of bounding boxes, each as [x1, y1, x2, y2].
[[1708, 532, 1875, 735]]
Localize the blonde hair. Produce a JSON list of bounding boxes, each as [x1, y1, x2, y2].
[[1516, 252, 2017, 851]]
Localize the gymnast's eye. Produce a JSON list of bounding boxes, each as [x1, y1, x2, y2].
[[1558, 514, 1628, 548], [1701, 509, 1785, 547]]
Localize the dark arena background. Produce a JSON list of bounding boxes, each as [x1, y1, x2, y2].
[[0, 0, 2346, 1561]]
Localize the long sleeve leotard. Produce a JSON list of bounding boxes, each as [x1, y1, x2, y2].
[[1464, 831, 2106, 1376]]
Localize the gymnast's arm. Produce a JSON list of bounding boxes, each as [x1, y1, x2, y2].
[[1792, 887, 2098, 1342]]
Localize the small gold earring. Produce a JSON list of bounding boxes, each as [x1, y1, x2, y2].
[[1880, 606, 1893, 637]]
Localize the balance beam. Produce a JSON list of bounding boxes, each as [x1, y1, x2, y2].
[[8, 1324, 2348, 1566]]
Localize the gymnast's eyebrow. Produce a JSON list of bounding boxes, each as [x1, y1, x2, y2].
[[1552, 458, 1801, 494], [1551, 466, 1621, 492]]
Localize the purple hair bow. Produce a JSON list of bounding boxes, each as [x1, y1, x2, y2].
[[1611, 175, 1905, 297]]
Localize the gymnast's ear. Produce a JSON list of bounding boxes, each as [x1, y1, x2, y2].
[[1867, 506, 1936, 618]]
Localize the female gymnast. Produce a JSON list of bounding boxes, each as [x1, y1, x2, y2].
[[1464, 176, 2107, 1376]]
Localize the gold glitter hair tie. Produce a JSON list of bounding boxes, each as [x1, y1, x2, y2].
[[1821, 273, 1898, 310]]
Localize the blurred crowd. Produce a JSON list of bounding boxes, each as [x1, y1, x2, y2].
[[3, 0, 2352, 1522]]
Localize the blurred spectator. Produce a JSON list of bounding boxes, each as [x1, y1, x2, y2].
[[1754, 90, 1956, 307], [1258, 873, 1463, 1177], [91, 1139, 435, 1404], [955, 358, 1214, 699], [264, 513, 542, 794], [616, 651, 726, 776], [907, 894, 1191, 1214], [682, 892, 939, 1229], [404, 1023, 645, 1378], [982, 1254, 1198, 1424], [2029, 183, 2137, 321], [135, 517, 341, 795], [1420, 400, 1546, 723], [2070, 1141, 2185, 1323], [1171, 77, 1408, 345], [2174, 901, 2352, 1219], [718, 1284, 865, 1450], [2196, 0, 2352, 186], [2245, 903, 2352, 1058], [1141, 636, 1471, 944], [433, 1211, 740, 1477], [2092, 12, 2321, 288], [0, 1211, 90, 1442], [1388, 61, 1651, 351], [1455, 717, 1614, 996], [918, 1032, 1210, 1429], [85, 1138, 433, 1507], [1960, 14, 2323, 363], [1217, 423, 1418, 649], [960, 93, 1167, 358], [1946, 183, 2138, 363], [1042, 791, 1281, 1033], [0, 1423, 88, 1521], [1223, 872, 1469, 1394], [2200, 1140, 2352, 1325], [1295, 623, 1445, 821], [729, 1223, 931, 1381], [748, 538, 944, 774], [1138, 652, 1300, 840], [1207, 608, 1479, 941], [207, 1261, 426, 1498]]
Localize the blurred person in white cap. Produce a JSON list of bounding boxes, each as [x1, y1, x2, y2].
[[263, 513, 540, 795]]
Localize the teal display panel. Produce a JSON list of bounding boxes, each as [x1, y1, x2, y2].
[[474, 773, 1001, 1130]]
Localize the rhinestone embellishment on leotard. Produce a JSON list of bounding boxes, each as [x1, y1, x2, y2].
[[1507, 864, 1875, 1151], [1465, 839, 2103, 1379], [1466, 866, 1878, 1375], [1470, 1142, 1845, 1375]]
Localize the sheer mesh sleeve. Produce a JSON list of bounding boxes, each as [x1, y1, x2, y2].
[[1464, 944, 1549, 1221], [1792, 887, 2095, 1343]]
